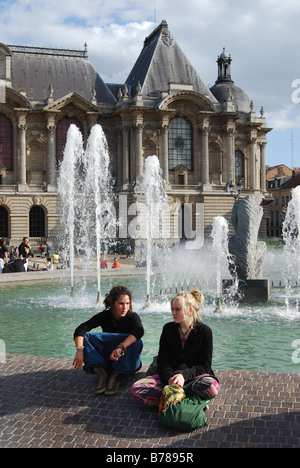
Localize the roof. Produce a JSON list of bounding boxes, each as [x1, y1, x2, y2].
[[125, 20, 217, 102], [266, 164, 292, 171], [209, 47, 251, 113], [8, 45, 116, 104], [210, 81, 251, 113], [280, 173, 300, 190]]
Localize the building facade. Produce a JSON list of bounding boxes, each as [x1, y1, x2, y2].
[[0, 21, 271, 247], [266, 166, 300, 238]]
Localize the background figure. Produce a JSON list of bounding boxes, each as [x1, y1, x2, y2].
[[18, 237, 33, 272], [112, 258, 120, 268], [0, 238, 9, 264]]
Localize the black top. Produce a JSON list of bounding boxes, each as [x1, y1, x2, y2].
[[73, 308, 144, 341], [0, 244, 8, 259], [157, 321, 215, 384], [18, 242, 33, 259]]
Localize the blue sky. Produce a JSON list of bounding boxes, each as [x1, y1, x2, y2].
[[0, 0, 299, 168]]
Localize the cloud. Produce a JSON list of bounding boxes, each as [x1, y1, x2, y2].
[[0, 0, 300, 165], [268, 105, 300, 131]]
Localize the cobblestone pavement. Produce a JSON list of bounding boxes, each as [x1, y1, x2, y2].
[[0, 354, 299, 449]]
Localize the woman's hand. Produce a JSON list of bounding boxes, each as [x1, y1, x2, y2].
[[110, 348, 123, 361], [72, 351, 84, 371], [168, 373, 185, 387], [110, 335, 137, 361]]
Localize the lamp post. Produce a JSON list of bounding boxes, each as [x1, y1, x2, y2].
[[229, 180, 243, 200]]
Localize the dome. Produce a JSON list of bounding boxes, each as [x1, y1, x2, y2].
[[210, 81, 251, 113], [211, 48, 251, 113]]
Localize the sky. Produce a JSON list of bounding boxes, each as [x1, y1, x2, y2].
[[0, 0, 299, 169]]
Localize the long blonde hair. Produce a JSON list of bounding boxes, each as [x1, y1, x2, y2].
[[171, 288, 204, 328]]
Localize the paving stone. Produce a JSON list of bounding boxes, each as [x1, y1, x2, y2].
[[0, 353, 299, 449]]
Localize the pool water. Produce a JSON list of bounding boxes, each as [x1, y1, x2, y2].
[[1, 277, 300, 373]]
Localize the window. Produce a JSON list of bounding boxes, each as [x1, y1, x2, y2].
[[56, 117, 83, 166], [0, 113, 13, 171], [0, 206, 8, 237], [235, 150, 244, 179], [29, 206, 45, 238], [168, 117, 193, 171]]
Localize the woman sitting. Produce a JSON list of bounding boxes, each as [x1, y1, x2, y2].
[[131, 289, 219, 405], [73, 285, 144, 396]]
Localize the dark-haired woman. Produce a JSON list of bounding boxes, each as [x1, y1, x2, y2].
[[73, 285, 144, 396]]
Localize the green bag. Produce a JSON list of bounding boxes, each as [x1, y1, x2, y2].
[[158, 379, 212, 432], [158, 392, 210, 431]]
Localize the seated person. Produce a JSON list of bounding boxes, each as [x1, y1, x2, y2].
[[100, 255, 108, 269], [112, 258, 120, 268], [73, 285, 144, 396], [131, 289, 219, 406], [2, 258, 26, 273]]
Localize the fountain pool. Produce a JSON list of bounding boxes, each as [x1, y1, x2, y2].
[[1, 276, 299, 373], [2, 130, 300, 377]]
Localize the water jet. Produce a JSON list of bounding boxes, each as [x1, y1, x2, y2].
[[135, 155, 169, 309], [57, 124, 115, 304]]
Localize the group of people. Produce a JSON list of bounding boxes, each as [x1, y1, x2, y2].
[[38, 243, 51, 258], [100, 256, 120, 269], [73, 285, 219, 407], [0, 237, 57, 273], [0, 237, 34, 273]]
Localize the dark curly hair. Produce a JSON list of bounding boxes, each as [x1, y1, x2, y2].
[[104, 285, 133, 314]]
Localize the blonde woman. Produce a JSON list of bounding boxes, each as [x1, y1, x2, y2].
[[131, 289, 219, 405]]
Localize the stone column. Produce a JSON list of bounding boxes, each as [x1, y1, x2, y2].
[[17, 113, 28, 191], [135, 123, 144, 180], [250, 136, 257, 190], [260, 142, 267, 192], [161, 124, 169, 184], [116, 130, 122, 187], [201, 126, 210, 186], [122, 127, 129, 188], [226, 128, 235, 184], [46, 114, 56, 191], [87, 114, 98, 132]]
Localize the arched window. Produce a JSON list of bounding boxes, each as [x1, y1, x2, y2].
[[56, 117, 83, 166], [235, 150, 244, 179], [0, 206, 8, 237], [0, 113, 13, 171], [168, 117, 193, 171], [29, 206, 45, 238]]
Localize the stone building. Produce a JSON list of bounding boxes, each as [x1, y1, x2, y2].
[[266, 168, 300, 238], [0, 20, 271, 248]]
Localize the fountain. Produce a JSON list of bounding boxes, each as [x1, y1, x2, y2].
[[57, 124, 83, 297], [81, 125, 115, 305], [135, 155, 169, 308], [282, 185, 300, 311], [226, 195, 270, 301], [2, 163, 300, 373], [57, 124, 116, 304], [211, 216, 237, 311]]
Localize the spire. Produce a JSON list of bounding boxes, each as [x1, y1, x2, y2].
[[216, 47, 233, 83]]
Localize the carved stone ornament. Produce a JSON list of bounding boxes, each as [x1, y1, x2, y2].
[[161, 30, 174, 47], [0, 195, 7, 205], [32, 196, 41, 205]]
